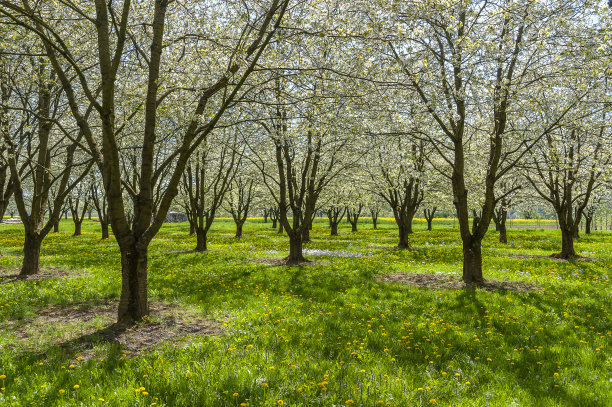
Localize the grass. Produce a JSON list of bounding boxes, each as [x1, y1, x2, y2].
[[0, 218, 610, 406]]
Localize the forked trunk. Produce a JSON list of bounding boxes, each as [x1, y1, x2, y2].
[[330, 222, 338, 236], [117, 244, 149, 322], [73, 221, 82, 236], [286, 233, 306, 263], [101, 221, 109, 239], [235, 222, 244, 238], [350, 222, 357, 233], [20, 233, 42, 276], [195, 228, 208, 252], [462, 238, 483, 286], [406, 214, 414, 234]]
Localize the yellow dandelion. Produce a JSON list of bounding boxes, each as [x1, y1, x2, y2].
[[73, 385, 79, 390]]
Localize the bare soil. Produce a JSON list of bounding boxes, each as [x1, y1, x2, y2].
[[0, 266, 73, 283], [3, 300, 223, 358], [378, 272, 540, 292]]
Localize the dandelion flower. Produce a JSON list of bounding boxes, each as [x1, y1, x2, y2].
[[73, 385, 80, 390]]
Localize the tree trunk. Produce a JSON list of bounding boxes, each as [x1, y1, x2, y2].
[[585, 217, 592, 234], [0, 201, 7, 223], [427, 219, 433, 231], [235, 222, 244, 238], [350, 222, 357, 233], [372, 217, 378, 229], [53, 221, 59, 233], [189, 221, 195, 235], [397, 223, 411, 249], [101, 221, 109, 239], [499, 223, 507, 244], [278, 222, 284, 234], [20, 233, 42, 276], [272, 218, 277, 229], [73, 221, 82, 236], [286, 232, 306, 263], [302, 225, 311, 242], [555, 227, 576, 259], [195, 228, 207, 252], [406, 217, 414, 234], [117, 244, 149, 322], [330, 222, 338, 236], [462, 238, 483, 285]]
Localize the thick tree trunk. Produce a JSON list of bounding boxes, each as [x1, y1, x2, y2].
[[573, 228, 580, 239], [235, 222, 244, 238], [272, 218, 278, 229], [53, 221, 59, 233], [406, 217, 414, 234], [427, 219, 433, 231], [462, 238, 483, 285], [0, 201, 7, 223], [73, 221, 82, 236], [372, 217, 378, 229], [397, 224, 411, 249], [286, 233, 306, 263], [195, 228, 207, 252], [117, 244, 149, 322], [350, 222, 357, 233], [554, 227, 576, 258], [278, 222, 284, 234], [189, 221, 195, 235], [101, 221, 109, 239], [20, 233, 43, 276], [302, 225, 311, 243], [330, 222, 338, 236]]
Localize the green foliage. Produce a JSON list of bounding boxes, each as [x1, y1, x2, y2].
[[0, 219, 610, 406]]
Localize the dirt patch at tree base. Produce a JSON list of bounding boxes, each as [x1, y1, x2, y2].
[[3, 300, 223, 358], [0, 266, 74, 283], [378, 273, 540, 292]]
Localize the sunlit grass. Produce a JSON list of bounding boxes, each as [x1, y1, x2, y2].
[[0, 218, 610, 406]]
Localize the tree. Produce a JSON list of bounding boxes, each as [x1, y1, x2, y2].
[[226, 176, 255, 239], [1, 0, 289, 321]]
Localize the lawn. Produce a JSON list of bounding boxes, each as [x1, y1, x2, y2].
[[0, 218, 610, 406]]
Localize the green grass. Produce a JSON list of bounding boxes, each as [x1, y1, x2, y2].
[[0, 218, 610, 406]]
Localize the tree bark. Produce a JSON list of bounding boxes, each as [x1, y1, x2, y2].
[[585, 216, 592, 234], [101, 221, 109, 239], [499, 224, 507, 244], [117, 244, 149, 322], [286, 232, 306, 263], [278, 221, 283, 234], [73, 221, 82, 236], [189, 221, 195, 235], [462, 238, 483, 285], [330, 222, 338, 236], [272, 218, 277, 229], [427, 219, 433, 231], [235, 222, 244, 238], [53, 221, 59, 233], [20, 233, 42, 276], [302, 224, 311, 242], [195, 227, 208, 252], [397, 224, 411, 249], [554, 227, 576, 258]]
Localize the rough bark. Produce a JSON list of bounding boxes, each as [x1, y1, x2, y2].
[[53, 221, 59, 233], [195, 228, 208, 252], [101, 221, 109, 239], [20, 233, 42, 276], [424, 207, 436, 231], [286, 232, 306, 263], [235, 222, 244, 238], [462, 238, 483, 286], [117, 244, 149, 323]]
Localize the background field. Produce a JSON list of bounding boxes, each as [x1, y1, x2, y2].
[[0, 219, 610, 406]]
